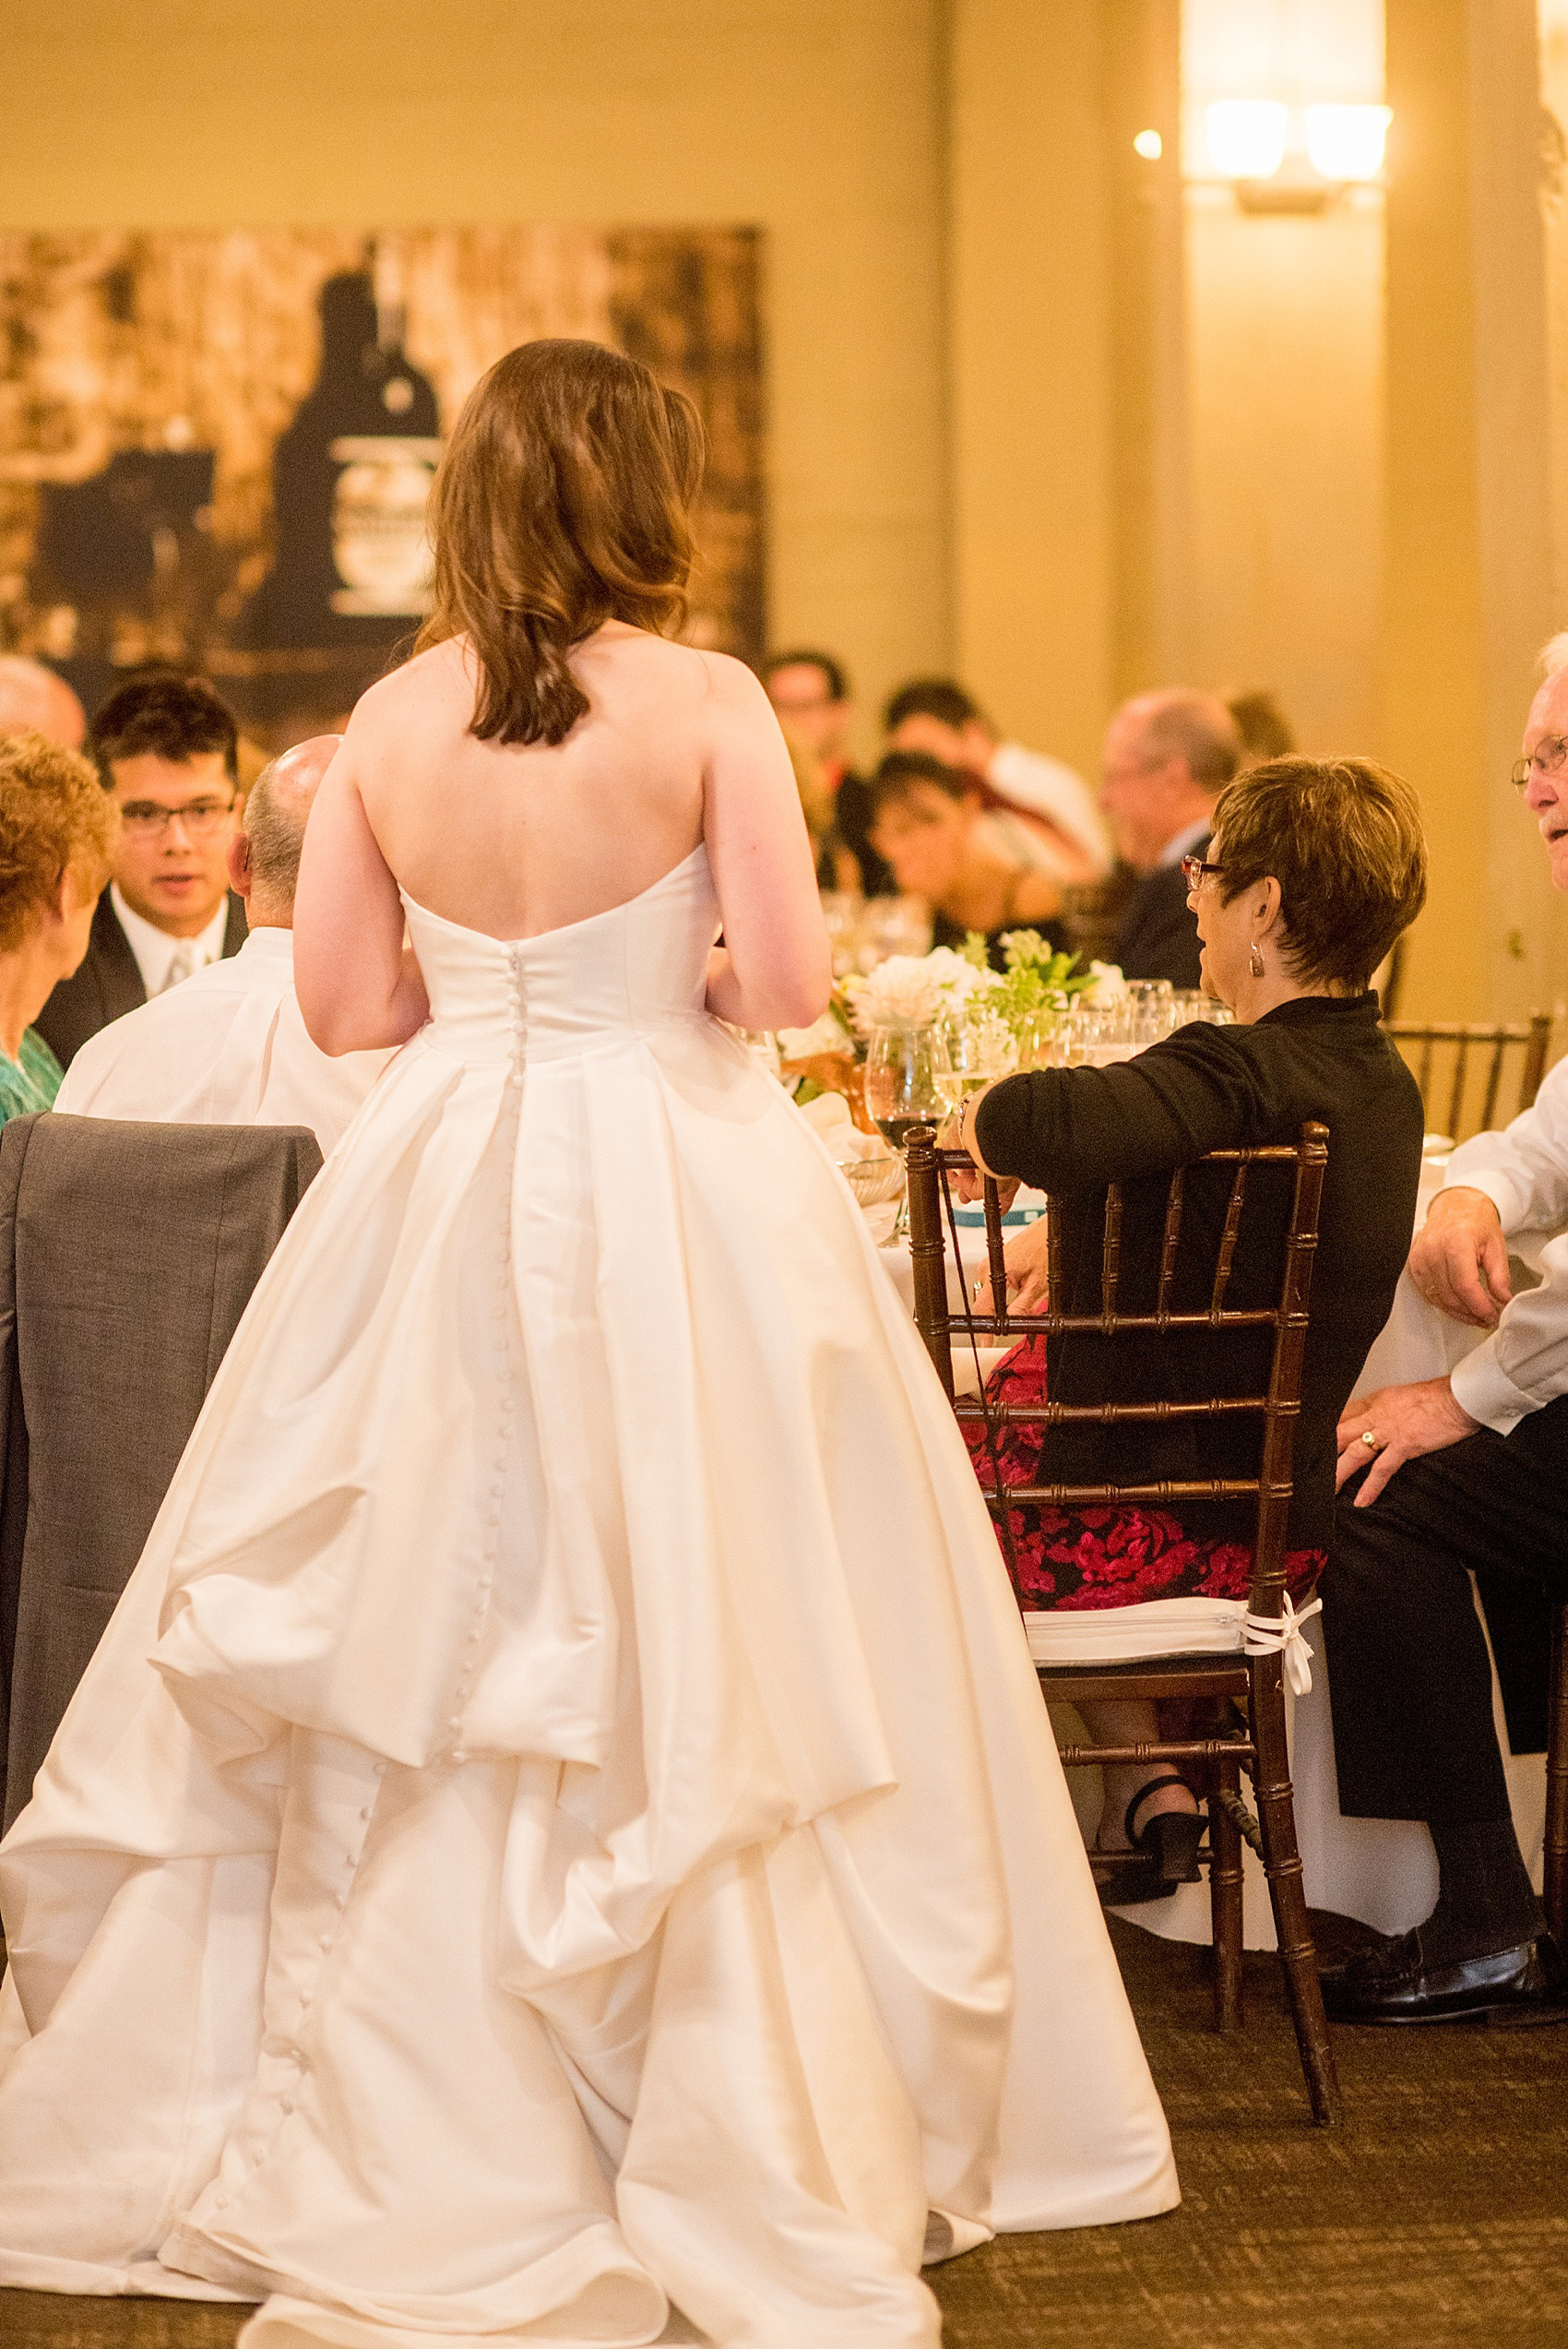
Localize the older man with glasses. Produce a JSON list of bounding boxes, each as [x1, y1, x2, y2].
[[1321, 652, 1568, 2024], [34, 673, 248, 1071]]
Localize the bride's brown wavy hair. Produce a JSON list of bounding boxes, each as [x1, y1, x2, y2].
[[415, 339, 705, 745]]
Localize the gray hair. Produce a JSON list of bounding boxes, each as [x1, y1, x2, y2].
[[244, 733, 342, 908], [1132, 689, 1243, 792]]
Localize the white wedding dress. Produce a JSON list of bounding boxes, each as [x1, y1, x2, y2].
[[0, 845, 1176, 2348]]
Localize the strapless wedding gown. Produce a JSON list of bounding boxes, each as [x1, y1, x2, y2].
[[0, 847, 1176, 2348]]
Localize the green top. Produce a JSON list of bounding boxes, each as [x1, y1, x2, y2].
[[0, 1028, 63, 1128]]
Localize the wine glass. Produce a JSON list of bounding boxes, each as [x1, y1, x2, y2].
[[942, 1000, 1020, 1106], [862, 1021, 955, 1237]]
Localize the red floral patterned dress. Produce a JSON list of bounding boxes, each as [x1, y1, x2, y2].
[[963, 1339, 1325, 1614]]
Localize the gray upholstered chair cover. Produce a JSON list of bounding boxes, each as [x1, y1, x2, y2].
[[0, 1114, 321, 1830]]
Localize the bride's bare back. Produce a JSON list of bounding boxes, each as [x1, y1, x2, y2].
[[294, 621, 829, 1052], [350, 624, 714, 940]]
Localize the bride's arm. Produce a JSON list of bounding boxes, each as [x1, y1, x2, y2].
[[293, 744, 431, 1055], [698, 654, 831, 1031]]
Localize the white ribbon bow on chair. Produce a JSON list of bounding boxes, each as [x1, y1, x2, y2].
[[1241, 1592, 1323, 1697]]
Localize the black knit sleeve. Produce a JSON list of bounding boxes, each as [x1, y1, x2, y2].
[[971, 1024, 1266, 1193]]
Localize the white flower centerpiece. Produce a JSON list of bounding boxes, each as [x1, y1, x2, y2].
[[776, 931, 1122, 1149], [838, 931, 1104, 1066]]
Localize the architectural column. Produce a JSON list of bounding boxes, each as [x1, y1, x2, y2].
[[1382, 0, 1560, 1020], [1104, 0, 1192, 704], [946, 0, 1116, 771]]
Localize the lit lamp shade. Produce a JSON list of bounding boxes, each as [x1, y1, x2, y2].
[[1304, 103, 1392, 182], [1204, 100, 1289, 181]]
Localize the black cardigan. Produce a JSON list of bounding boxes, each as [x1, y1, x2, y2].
[[972, 995, 1423, 1550]]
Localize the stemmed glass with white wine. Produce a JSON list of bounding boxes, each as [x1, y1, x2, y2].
[[862, 1021, 956, 1236]]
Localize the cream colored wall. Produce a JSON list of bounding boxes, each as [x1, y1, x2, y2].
[[1382, 0, 1563, 1025], [1181, 0, 1385, 757], [1182, 195, 1384, 755], [947, 0, 1115, 777], [0, 0, 951, 769]]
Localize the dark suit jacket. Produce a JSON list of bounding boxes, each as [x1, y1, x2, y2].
[[1111, 838, 1206, 988], [0, 1113, 321, 1829], [34, 888, 248, 1072]]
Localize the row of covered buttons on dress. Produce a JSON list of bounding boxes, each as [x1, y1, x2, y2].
[[445, 944, 526, 1765], [204, 1743, 390, 2203]]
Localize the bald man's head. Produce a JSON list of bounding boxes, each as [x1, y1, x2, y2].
[[1100, 688, 1242, 869], [233, 734, 341, 925], [0, 658, 87, 750]]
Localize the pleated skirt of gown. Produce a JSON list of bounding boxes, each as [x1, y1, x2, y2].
[[0, 851, 1177, 2345]]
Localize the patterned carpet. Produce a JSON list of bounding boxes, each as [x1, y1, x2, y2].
[[5, 1913, 1567, 2349]]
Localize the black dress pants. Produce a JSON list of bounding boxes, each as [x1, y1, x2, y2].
[[1322, 1393, 1568, 1825]]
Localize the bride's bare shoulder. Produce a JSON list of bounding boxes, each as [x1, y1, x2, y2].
[[584, 626, 766, 709], [347, 640, 473, 743]]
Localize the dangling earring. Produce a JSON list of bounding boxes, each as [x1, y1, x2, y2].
[[1248, 940, 1265, 979]]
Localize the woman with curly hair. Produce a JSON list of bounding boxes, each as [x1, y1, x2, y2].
[[956, 754, 1428, 1904], [0, 728, 116, 1123]]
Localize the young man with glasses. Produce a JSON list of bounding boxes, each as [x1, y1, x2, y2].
[[34, 673, 248, 1070]]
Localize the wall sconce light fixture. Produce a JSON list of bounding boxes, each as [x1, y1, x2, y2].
[[1200, 100, 1391, 211], [1206, 101, 1289, 182], [1303, 103, 1392, 183]]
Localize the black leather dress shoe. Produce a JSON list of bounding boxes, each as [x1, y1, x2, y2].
[[1322, 1926, 1568, 2025]]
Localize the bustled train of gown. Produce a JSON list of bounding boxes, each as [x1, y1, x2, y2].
[[0, 846, 1176, 2348]]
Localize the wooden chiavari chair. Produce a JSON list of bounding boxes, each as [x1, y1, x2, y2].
[[905, 1119, 1342, 2127], [1384, 1012, 1551, 1142]]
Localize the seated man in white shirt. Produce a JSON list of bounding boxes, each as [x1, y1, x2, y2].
[[882, 677, 1111, 888], [1321, 652, 1568, 2025], [55, 735, 391, 1154]]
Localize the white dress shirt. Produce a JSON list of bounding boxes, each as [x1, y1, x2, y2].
[[985, 741, 1112, 879], [1156, 813, 1213, 871], [110, 884, 231, 997], [1439, 1053, 1568, 1432], [55, 926, 393, 1156]]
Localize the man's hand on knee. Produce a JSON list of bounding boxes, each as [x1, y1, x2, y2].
[[1408, 1186, 1512, 1328], [1336, 1377, 1482, 1507]]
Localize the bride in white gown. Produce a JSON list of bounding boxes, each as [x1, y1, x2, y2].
[[0, 340, 1176, 2347]]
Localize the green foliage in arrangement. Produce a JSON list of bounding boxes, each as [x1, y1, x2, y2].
[[959, 930, 1098, 1032]]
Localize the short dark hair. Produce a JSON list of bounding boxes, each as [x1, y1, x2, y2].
[[883, 677, 986, 735], [763, 649, 849, 702], [1211, 754, 1428, 993], [869, 748, 971, 813], [90, 674, 239, 787]]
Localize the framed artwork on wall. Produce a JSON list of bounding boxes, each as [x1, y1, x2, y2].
[[0, 225, 764, 743]]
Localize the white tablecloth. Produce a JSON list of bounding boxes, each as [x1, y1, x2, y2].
[[870, 1158, 1550, 1946]]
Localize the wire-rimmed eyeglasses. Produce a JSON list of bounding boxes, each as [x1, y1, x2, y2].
[[117, 795, 237, 839], [1181, 853, 1224, 888], [1511, 736, 1568, 790]]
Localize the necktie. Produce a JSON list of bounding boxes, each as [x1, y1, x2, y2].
[[160, 942, 200, 995]]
